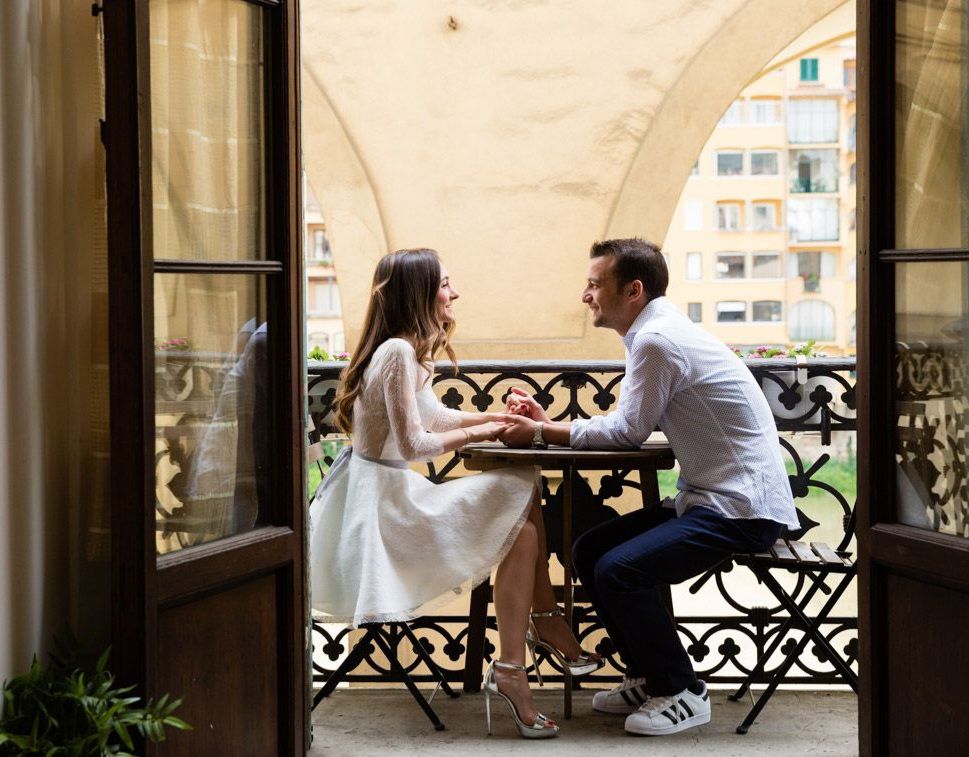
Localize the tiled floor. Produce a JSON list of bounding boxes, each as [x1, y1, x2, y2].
[[310, 688, 857, 756]]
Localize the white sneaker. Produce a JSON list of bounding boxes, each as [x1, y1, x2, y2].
[[591, 676, 650, 714], [624, 681, 711, 736]]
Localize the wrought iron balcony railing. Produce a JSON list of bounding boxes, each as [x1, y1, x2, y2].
[[308, 356, 858, 688]]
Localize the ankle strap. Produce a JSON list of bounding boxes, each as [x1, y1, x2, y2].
[[494, 660, 527, 671], [530, 607, 564, 619]]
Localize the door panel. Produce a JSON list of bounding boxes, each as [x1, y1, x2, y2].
[[103, 0, 305, 753], [157, 573, 279, 756], [885, 574, 969, 755], [860, 0, 969, 753]]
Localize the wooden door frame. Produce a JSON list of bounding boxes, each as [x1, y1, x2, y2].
[[102, 0, 306, 752], [858, 3, 969, 754]]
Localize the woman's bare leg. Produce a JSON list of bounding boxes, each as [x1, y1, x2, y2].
[[527, 495, 592, 660], [493, 518, 545, 725]]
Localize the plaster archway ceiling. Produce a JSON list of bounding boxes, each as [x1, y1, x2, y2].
[[301, 0, 850, 358]]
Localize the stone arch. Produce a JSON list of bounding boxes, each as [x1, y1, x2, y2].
[[606, 0, 850, 243], [300, 65, 388, 340]]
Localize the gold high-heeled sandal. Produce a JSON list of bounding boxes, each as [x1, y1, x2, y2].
[[526, 607, 605, 684], [483, 660, 559, 739]]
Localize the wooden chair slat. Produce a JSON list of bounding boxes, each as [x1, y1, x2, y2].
[[770, 541, 797, 562], [789, 540, 821, 563], [810, 542, 844, 565]]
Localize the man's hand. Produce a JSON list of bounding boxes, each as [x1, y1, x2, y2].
[[505, 387, 550, 422], [497, 415, 537, 448]]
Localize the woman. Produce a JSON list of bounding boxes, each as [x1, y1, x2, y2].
[[310, 248, 601, 738]]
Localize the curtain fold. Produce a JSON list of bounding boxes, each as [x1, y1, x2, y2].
[[0, 0, 108, 679]]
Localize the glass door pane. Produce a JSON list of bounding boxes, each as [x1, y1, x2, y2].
[[894, 262, 969, 538], [150, 0, 266, 261], [154, 273, 269, 553], [895, 0, 968, 248]]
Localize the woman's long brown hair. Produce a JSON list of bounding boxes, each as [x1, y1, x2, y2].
[[336, 248, 457, 433]]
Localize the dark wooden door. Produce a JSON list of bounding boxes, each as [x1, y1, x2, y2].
[[102, 1, 306, 754], [858, 2, 969, 754]]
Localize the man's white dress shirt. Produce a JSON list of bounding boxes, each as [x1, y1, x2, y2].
[[570, 296, 798, 529]]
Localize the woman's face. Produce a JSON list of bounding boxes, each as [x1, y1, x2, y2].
[[436, 264, 460, 324]]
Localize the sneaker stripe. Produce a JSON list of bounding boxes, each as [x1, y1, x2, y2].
[[636, 685, 649, 703], [678, 698, 694, 718], [661, 708, 679, 726], [620, 690, 636, 707], [630, 687, 646, 705]]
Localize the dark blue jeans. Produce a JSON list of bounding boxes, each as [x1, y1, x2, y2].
[[573, 504, 782, 697]]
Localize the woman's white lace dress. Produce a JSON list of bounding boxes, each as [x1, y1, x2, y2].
[[309, 338, 536, 626]]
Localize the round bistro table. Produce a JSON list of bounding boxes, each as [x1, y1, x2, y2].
[[459, 440, 676, 718]]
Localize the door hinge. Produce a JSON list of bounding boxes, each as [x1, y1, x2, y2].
[[99, 119, 107, 147], [91, 3, 103, 16]]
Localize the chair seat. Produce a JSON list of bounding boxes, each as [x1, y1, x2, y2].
[[735, 538, 854, 570]]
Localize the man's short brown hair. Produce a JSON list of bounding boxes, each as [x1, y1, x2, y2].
[[589, 238, 668, 299]]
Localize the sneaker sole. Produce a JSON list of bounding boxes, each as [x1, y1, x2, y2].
[[593, 699, 640, 715], [624, 710, 711, 736]]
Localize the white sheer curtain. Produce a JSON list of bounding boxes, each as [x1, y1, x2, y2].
[[0, 1, 108, 679]]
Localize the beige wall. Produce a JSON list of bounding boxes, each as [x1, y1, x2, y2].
[[302, 0, 849, 359]]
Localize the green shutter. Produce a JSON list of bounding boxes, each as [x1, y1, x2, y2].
[[800, 58, 819, 82]]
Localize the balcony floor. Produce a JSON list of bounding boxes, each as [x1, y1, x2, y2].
[[310, 688, 857, 755]]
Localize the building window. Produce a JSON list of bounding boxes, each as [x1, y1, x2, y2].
[[312, 280, 342, 316], [849, 310, 856, 346], [685, 200, 704, 231], [716, 151, 744, 176], [843, 59, 856, 89], [751, 151, 779, 175], [850, 162, 856, 185], [752, 300, 783, 322], [687, 302, 702, 322], [690, 160, 699, 176], [717, 301, 747, 322], [790, 250, 836, 293], [752, 202, 778, 231], [719, 100, 743, 126], [311, 229, 332, 262], [787, 99, 839, 143], [848, 257, 857, 281], [789, 300, 835, 341], [850, 208, 856, 231], [686, 252, 702, 280], [799, 57, 819, 82], [716, 252, 746, 279], [790, 149, 839, 192], [717, 202, 743, 231], [788, 198, 839, 242], [308, 332, 330, 352], [848, 113, 856, 151], [752, 252, 782, 278], [750, 98, 781, 124]]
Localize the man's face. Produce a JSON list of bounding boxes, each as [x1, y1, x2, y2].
[[582, 256, 625, 330]]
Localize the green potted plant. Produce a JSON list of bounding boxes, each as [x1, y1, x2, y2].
[[0, 636, 189, 756]]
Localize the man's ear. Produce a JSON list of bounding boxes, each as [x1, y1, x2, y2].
[[626, 279, 644, 301]]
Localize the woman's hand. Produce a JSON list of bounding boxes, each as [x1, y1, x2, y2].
[[467, 420, 510, 443], [505, 387, 549, 422]]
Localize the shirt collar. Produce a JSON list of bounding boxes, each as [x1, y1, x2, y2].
[[621, 296, 666, 350]]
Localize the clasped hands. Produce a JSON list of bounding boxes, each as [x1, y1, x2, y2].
[[469, 387, 548, 447]]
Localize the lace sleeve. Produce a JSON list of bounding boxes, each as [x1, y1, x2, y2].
[[426, 398, 466, 432], [381, 341, 446, 461]]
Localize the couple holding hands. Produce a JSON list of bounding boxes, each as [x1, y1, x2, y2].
[[309, 238, 797, 739]]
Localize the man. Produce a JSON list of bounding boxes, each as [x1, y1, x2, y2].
[[498, 238, 797, 737]]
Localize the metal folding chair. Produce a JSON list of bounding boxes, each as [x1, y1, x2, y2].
[[726, 512, 858, 733], [312, 621, 459, 731]]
